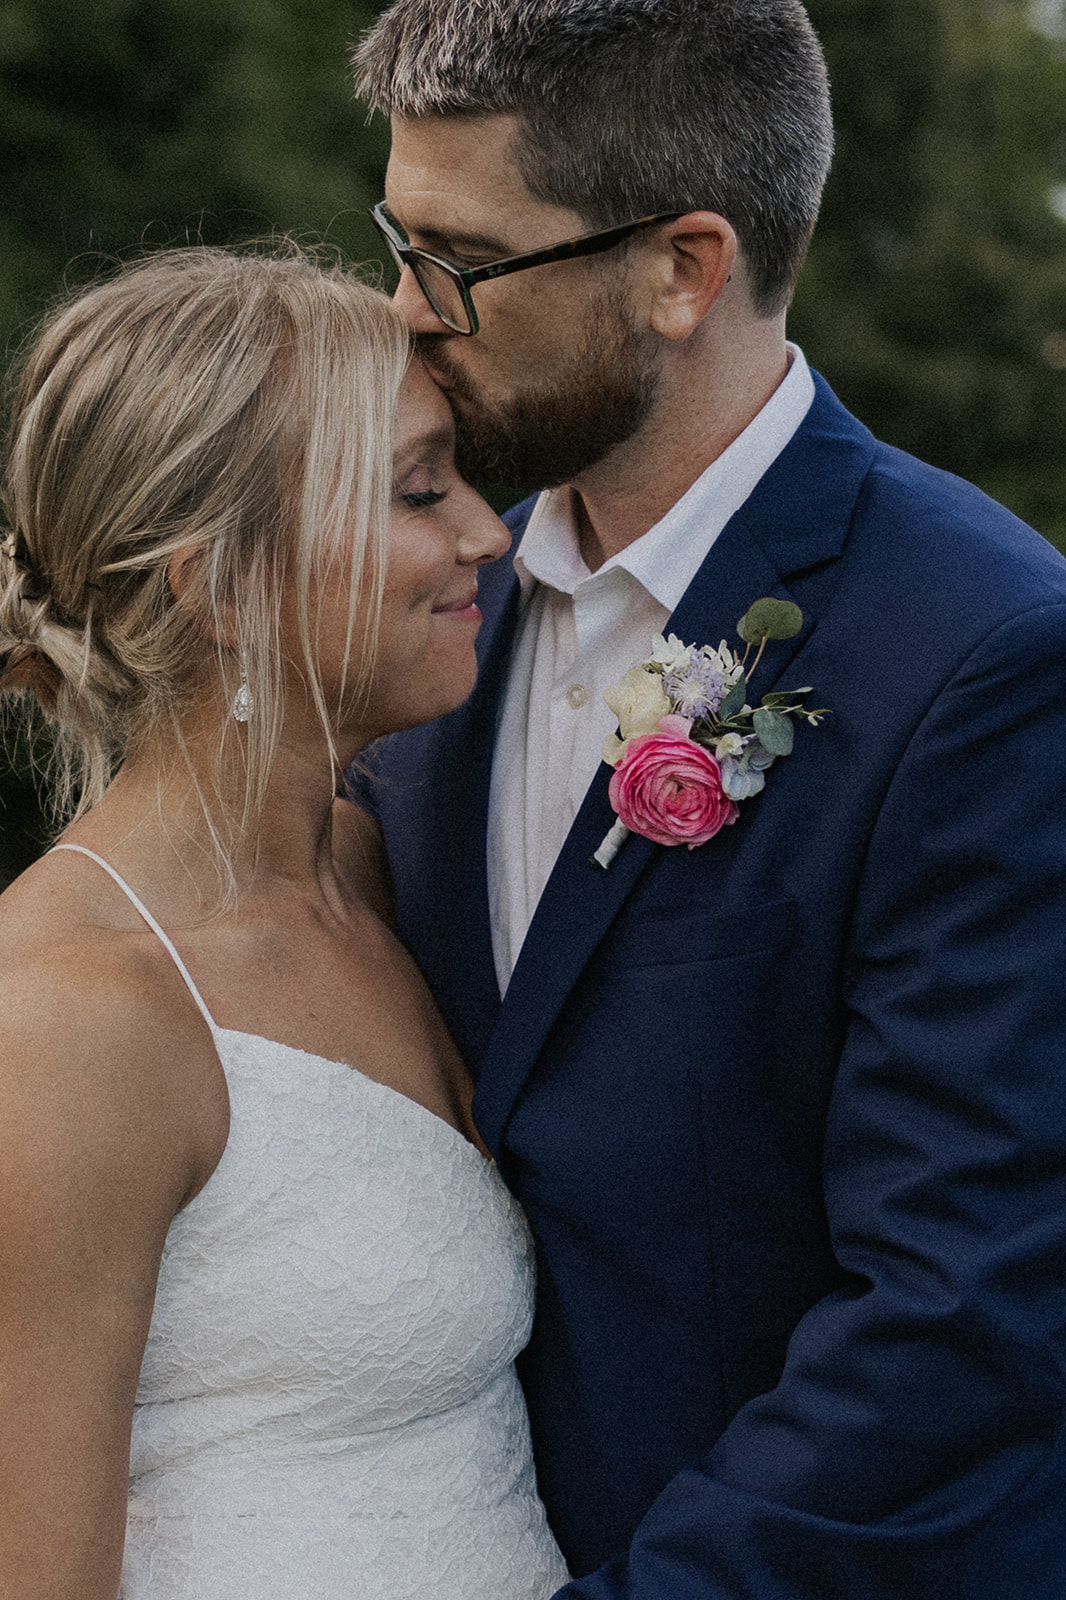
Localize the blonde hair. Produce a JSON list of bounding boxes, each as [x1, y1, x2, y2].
[[0, 246, 411, 887]]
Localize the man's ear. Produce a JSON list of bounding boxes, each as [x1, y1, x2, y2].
[[647, 212, 738, 342]]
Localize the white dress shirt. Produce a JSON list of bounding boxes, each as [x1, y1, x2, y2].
[[487, 344, 816, 992]]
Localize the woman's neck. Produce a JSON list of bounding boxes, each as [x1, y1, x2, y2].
[[65, 716, 354, 924]]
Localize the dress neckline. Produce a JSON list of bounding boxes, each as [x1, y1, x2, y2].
[[49, 843, 488, 1160], [211, 1024, 490, 1163]]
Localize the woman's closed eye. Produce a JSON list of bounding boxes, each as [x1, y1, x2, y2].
[[395, 461, 450, 510], [401, 487, 448, 509]]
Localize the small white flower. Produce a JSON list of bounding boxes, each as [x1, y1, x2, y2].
[[709, 640, 742, 674], [647, 632, 694, 674], [715, 732, 744, 757]]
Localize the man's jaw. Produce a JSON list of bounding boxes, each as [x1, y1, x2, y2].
[[413, 314, 661, 493]]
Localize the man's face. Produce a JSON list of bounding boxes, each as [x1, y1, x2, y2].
[[385, 113, 662, 490]]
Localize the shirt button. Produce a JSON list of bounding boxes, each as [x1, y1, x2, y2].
[[565, 683, 590, 709]]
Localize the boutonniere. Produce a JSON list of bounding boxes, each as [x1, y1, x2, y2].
[[592, 598, 828, 869]]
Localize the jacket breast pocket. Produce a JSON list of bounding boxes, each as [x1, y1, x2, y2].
[[606, 896, 798, 970]]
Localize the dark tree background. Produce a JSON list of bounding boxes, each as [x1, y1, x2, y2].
[[793, 0, 1066, 538], [3, 0, 1066, 883]]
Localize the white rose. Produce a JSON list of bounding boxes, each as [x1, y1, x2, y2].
[[603, 666, 672, 740], [602, 732, 629, 768]]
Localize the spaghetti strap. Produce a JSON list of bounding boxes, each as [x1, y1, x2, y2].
[[49, 843, 219, 1033]]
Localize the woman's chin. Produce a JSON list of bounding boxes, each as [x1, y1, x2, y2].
[[367, 662, 480, 740]]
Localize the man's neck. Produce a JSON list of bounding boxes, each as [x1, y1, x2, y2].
[[572, 324, 790, 571]]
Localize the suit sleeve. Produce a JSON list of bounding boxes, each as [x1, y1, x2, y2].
[[557, 603, 1066, 1598]]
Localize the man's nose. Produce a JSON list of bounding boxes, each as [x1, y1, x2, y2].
[[392, 265, 453, 336]]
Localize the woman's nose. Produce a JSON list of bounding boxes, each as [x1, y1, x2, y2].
[[456, 485, 511, 565]]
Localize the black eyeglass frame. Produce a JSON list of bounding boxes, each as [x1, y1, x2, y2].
[[370, 201, 685, 335]]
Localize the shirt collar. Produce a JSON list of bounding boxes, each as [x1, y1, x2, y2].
[[514, 343, 814, 610]]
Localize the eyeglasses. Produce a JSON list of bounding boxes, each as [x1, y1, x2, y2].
[[370, 201, 684, 336]]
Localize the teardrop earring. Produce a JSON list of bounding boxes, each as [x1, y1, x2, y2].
[[231, 674, 253, 723]]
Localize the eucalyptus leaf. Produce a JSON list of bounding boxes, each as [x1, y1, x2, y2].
[[761, 688, 812, 705], [753, 707, 795, 756], [737, 597, 803, 644], [717, 677, 748, 719], [760, 689, 810, 708]]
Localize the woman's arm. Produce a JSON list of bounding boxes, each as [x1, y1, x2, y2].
[[0, 936, 220, 1599]]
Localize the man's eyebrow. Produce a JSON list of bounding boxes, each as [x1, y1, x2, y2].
[[408, 223, 515, 259]]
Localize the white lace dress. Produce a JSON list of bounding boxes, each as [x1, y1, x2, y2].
[[52, 847, 570, 1600]]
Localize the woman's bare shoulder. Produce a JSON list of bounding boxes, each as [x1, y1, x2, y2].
[[0, 854, 228, 1599], [0, 852, 228, 1217]]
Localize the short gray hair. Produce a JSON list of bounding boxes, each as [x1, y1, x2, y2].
[[355, 0, 833, 316]]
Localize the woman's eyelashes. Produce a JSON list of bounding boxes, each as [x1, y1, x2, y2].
[[395, 463, 449, 510], [401, 487, 448, 509]]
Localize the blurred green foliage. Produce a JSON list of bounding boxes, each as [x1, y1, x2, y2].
[[2, 0, 1066, 882], [794, 0, 1066, 544], [0, 0, 390, 346]]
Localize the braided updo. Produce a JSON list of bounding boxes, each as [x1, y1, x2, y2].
[[0, 247, 411, 862]]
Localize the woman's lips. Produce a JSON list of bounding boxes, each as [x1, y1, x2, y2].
[[432, 589, 481, 620]]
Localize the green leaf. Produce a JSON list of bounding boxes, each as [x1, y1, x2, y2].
[[717, 676, 748, 720], [753, 707, 795, 756], [737, 598, 804, 644], [760, 688, 812, 708]]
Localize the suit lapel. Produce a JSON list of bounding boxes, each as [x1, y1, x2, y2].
[[388, 548, 520, 1072], [473, 376, 877, 1155]]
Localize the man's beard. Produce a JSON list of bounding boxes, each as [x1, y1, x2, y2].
[[417, 289, 661, 493]]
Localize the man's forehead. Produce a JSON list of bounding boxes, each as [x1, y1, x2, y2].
[[386, 112, 584, 250]]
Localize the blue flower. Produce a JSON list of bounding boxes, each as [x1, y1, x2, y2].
[[716, 736, 776, 800]]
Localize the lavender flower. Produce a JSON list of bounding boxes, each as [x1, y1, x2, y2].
[[663, 644, 742, 719]]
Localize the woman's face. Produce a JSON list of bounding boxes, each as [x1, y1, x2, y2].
[[332, 361, 510, 745]]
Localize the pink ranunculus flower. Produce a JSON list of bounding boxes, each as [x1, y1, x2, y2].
[[608, 714, 739, 848]]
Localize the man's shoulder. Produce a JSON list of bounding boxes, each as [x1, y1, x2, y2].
[[798, 374, 1066, 607], [855, 438, 1066, 610]]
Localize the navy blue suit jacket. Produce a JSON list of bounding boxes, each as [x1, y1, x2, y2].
[[353, 376, 1066, 1597]]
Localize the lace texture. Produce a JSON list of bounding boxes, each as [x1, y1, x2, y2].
[[120, 1029, 570, 1599]]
